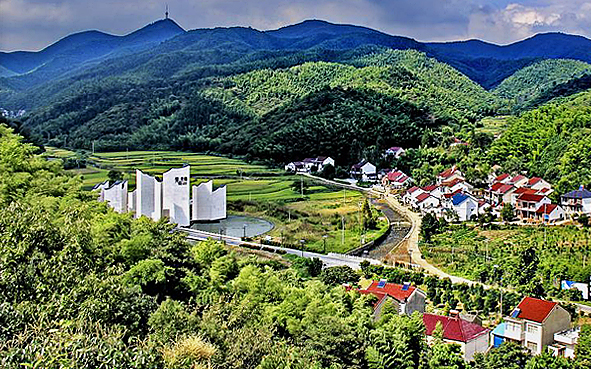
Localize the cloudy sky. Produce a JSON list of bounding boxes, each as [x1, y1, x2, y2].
[[1, 0, 591, 51]]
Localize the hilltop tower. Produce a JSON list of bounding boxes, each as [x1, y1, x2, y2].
[[165, 4, 169, 19]]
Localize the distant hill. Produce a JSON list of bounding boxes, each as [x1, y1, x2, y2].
[[426, 33, 591, 61], [493, 59, 591, 111], [0, 19, 185, 88]]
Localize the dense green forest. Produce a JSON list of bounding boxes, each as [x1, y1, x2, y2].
[[488, 90, 591, 196], [2, 123, 589, 368], [493, 59, 591, 112]]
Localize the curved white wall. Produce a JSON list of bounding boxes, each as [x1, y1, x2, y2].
[[163, 166, 191, 226]]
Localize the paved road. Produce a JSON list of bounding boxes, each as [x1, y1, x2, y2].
[[178, 227, 382, 270]]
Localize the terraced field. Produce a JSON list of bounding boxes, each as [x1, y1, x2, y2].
[[47, 149, 388, 253]]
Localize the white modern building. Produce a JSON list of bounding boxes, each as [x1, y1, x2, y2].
[[163, 166, 191, 226], [103, 180, 128, 213], [192, 180, 227, 221], [96, 166, 226, 225], [136, 169, 163, 222], [550, 327, 580, 359]]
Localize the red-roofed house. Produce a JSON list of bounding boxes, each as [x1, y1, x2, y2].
[[493, 297, 571, 355], [403, 186, 425, 204], [423, 310, 490, 361], [527, 177, 552, 191], [487, 182, 516, 205], [437, 166, 464, 185], [361, 280, 426, 318], [381, 170, 412, 189], [535, 204, 565, 223], [441, 178, 474, 194], [509, 174, 529, 188], [493, 173, 511, 184], [412, 193, 440, 214], [510, 187, 538, 206], [516, 193, 551, 220]]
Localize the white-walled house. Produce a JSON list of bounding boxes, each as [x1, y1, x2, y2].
[[561, 187, 591, 216], [285, 161, 307, 173], [163, 165, 191, 226], [403, 186, 426, 204], [385, 146, 405, 158], [437, 166, 464, 185], [487, 182, 516, 205], [491, 297, 571, 355], [102, 180, 128, 213], [414, 193, 440, 214], [451, 192, 479, 221], [423, 311, 490, 361], [381, 170, 412, 189], [302, 156, 335, 172], [550, 327, 580, 359], [516, 193, 551, 220], [509, 174, 529, 188], [350, 160, 377, 182], [442, 178, 473, 194], [534, 204, 565, 223], [527, 177, 552, 191]]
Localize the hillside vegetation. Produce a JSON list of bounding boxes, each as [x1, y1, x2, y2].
[[494, 59, 591, 111], [488, 89, 591, 195]]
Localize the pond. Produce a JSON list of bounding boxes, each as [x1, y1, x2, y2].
[[190, 215, 274, 238]]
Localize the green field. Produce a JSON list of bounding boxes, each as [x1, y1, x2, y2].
[[54, 149, 389, 254]]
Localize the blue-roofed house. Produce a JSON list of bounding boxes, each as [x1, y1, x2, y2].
[[450, 192, 479, 221], [561, 186, 591, 216]]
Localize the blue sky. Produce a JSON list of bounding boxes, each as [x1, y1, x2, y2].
[[1, 0, 591, 51]]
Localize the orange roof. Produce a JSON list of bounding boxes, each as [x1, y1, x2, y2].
[[513, 297, 557, 323], [364, 281, 416, 302]]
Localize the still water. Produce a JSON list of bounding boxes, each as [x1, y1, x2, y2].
[[190, 215, 274, 238]]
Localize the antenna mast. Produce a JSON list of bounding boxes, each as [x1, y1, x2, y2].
[[165, 4, 169, 19]]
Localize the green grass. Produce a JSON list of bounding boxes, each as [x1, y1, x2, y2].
[[476, 116, 510, 137], [42, 147, 77, 159]]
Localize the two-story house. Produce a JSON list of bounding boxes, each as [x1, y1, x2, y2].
[[359, 280, 426, 319], [491, 297, 571, 355], [515, 193, 551, 220], [487, 182, 516, 205], [450, 192, 479, 221], [437, 166, 464, 185], [350, 160, 377, 182], [561, 187, 591, 216], [381, 170, 412, 189]]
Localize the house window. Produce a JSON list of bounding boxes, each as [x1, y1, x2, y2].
[[526, 341, 537, 352], [527, 324, 538, 334]]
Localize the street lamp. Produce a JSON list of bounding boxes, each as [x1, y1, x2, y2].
[[323, 234, 328, 254], [243, 224, 247, 239], [300, 239, 305, 257]]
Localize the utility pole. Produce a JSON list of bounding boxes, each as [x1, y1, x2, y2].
[[342, 216, 345, 245], [301, 177, 304, 197], [300, 239, 305, 257], [323, 234, 328, 254], [92, 141, 95, 155]]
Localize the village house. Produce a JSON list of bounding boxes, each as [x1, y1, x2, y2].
[[510, 187, 538, 206], [385, 146, 405, 158], [302, 156, 335, 172], [284, 161, 307, 173], [515, 193, 551, 220], [441, 178, 473, 194], [549, 327, 580, 359], [491, 297, 571, 355], [527, 177, 552, 191], [450, 192, 479, 221], [534, 204, 565, 223], [423, 310, 490, 361], [414, 193, 441, 214], [560, 186, 591, 216], [359, 280, 426, 319], [381, 169, 412, 189], [350, 159, 377, 182], [422, 184, 443, 200], [509, 174, 529, 188], [437, 166, 464, 185], [491, 173, 511, 184], [403, 186, 426, 205], [285, 156, 335, 173], [487, 182, 516, 205]]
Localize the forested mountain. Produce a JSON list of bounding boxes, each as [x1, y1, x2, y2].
[[3, 19, 591, 168], [0, 19, 185, 90], [493, 59, 591, 111]]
